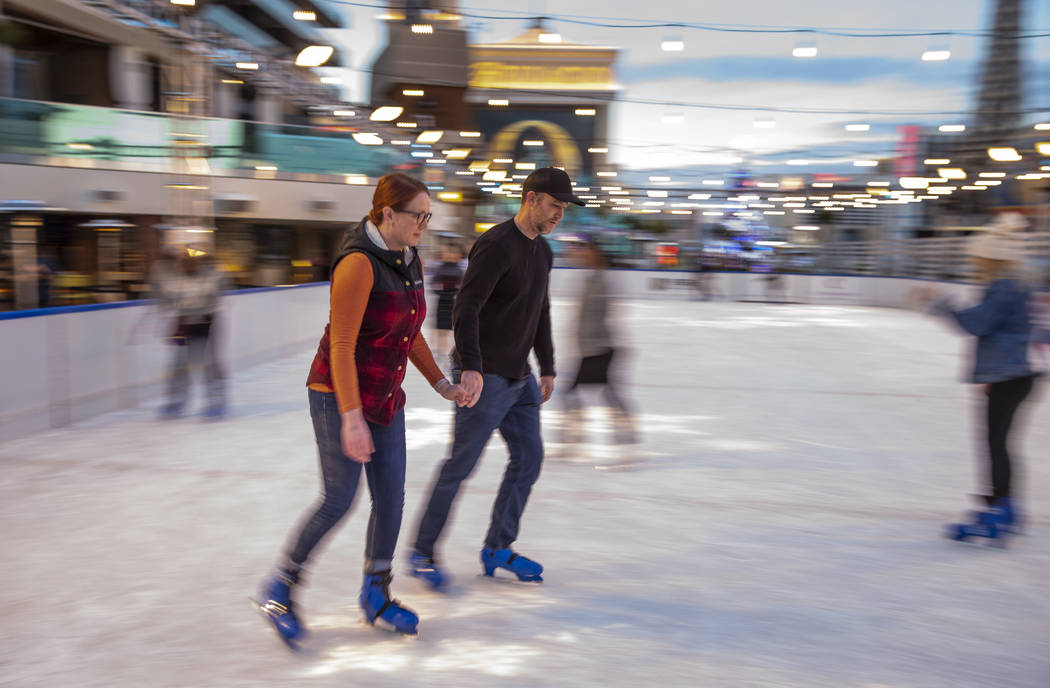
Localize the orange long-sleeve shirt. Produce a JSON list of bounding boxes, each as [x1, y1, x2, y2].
[[308, 252, 444, 413]]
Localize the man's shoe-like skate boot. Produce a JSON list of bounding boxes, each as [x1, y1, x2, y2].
[[408, 552, 451, 591], [480, 547, 543, 582]]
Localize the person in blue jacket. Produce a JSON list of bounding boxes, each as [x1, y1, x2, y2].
[[928, 212, 1039, 543]]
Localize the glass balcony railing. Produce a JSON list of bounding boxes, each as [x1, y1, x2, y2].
[[0, 97, 409, 178]]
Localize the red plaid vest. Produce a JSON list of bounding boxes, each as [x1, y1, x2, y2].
[[306, 221, 426, 425]]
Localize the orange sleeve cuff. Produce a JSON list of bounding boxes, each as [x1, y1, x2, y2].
[[330, 253, 374, 414], [409, 331, 445, 387]]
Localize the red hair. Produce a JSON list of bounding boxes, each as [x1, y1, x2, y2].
[[368, 173, 428, 225]]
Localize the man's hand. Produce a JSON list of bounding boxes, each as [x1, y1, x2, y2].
[[539, 375, 555, 403], [340, 408, 375, 463], [460, 370, 484, 408]]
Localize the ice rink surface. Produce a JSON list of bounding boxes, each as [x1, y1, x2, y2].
[[2, 297, 1049, 688]]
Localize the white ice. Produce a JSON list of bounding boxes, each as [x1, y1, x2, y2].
[[2, 298, 1049, 688]]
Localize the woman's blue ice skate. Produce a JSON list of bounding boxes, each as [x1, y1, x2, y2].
[[407, 552, 451, 591], [360, 570, 419, 635], [480, 548, 543, 582], [255, 569, 306, 649]]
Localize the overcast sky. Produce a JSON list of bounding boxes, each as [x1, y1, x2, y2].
[[319, 1, 1050, 171]]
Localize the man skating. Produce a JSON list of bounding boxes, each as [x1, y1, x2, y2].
[[409, 167, 584, 587]]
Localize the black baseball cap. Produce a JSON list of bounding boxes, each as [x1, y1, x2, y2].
[[522, 167, 585, 206]]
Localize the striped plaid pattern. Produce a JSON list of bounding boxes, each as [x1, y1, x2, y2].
[[307, 245, 427, 426]]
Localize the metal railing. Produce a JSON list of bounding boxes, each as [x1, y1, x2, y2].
[[598, 232, 1050, 287], [812, 232, 1050, 285]]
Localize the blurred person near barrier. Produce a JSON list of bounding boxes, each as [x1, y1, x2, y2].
[[408, 167, 584, 589], [257, 173, 466, 646], [148, 246, 178, 309], [430, 239, 464, 367], [692, 252, 713, 301], [157, 246, 227, 419], [31, 248, 58, 308], [550, 234, 639, 466], [923, 212, 1040, 544]]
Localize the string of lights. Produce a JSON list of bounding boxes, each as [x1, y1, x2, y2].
[[359, 66, 1048, 118], [600, 141, 900, 162], [319, 5, 1050, 213]]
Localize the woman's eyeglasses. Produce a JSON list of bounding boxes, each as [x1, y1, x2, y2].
[[396, 209, 433, 225]]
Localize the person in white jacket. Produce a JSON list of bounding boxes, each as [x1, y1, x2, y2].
[[156, 246, 227, 419]]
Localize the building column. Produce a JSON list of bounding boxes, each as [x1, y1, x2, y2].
[[10, 214, 40, 310], [109, 45, 152, 110]]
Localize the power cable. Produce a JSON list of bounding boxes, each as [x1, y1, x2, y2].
[[325, 0, 1050, 39]]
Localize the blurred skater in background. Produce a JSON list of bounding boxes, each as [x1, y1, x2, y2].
[[551, 234, 639, 467], [156, 245, 227, 420], [430, 237, 464, 368]]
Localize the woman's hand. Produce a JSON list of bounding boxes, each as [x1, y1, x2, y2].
[[341, 408, 374, 463], [435, 378, 470, 407]]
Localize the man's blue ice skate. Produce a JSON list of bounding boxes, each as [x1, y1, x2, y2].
[[408, 552, 451, 591], [360, 570, 419, 635], [480, 548, 543, 582], [255, 569, 306, 649]]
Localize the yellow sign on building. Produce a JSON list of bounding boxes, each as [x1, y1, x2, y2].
[[468, 27, 619, 92], [469, 62, 615, 91]]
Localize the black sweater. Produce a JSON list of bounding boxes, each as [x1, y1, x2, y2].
[[452, 219, 555, 379]]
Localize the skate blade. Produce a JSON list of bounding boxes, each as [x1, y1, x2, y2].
[[361, 615, 421, 638], [594, 462, 643, 472], [953, 537, 1009, 550], [478, 572, 544, 585], [407, 571, 453, 593], [945, 526, 1009, 549]]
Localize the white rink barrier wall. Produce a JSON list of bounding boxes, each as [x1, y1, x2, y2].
[[548, 268, 983, 308], [0, 283, 330, 441], [1, 271, 982, 441]]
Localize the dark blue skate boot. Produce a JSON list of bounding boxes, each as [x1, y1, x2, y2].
[[947, 504, 1011, 547], [256, 568, 306, 649], [407, 552, 451, 591], [977, 498, 1021, 534], [360, 570, 419, 635], [480, 548, 543, 582]]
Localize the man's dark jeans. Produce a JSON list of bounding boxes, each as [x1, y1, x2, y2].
[[414, 373, 543, 557]]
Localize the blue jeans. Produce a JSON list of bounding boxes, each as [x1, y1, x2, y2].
[[286, 390, 407, 570], [414, 373, 543, 557]]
